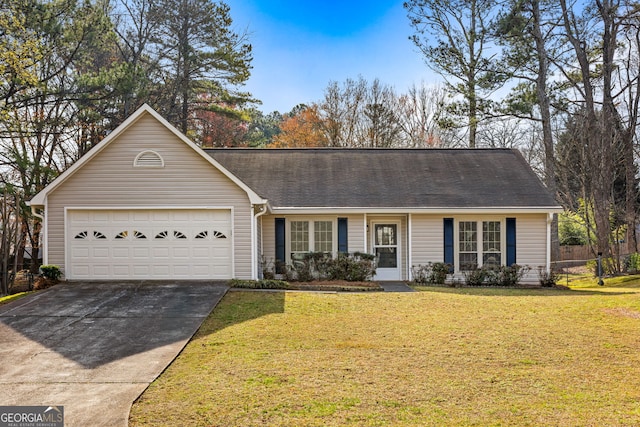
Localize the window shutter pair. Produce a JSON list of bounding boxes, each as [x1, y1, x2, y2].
[[275, 218, 348, 270], [443, 218, 516, 268]]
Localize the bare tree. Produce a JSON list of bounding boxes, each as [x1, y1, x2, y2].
[[318, 77, 454, 148], [319, 77, 368, 147], [556, 0, 640, 261], [362, 79, 401, 147], [396, 83, 450, 147], [0, 190, 20, 296], [476, 117, 531, 149]]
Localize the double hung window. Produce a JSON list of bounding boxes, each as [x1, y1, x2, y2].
[[458, 220, 501, 270], [290, 220, 333, 260]]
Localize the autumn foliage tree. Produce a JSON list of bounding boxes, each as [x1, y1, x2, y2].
[[271, 105, 328, 147]]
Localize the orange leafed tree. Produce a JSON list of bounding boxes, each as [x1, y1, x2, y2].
[[271, 105, 328, 147]]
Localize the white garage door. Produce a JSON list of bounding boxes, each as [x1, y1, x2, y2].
[[67, 209, 232, 280]]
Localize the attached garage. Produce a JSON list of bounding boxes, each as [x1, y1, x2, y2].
[[66, 209, 233, 280]]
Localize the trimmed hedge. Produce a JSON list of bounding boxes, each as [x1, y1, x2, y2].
[[228, 279, 382, 292]]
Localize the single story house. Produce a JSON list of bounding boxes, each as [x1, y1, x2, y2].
[[28, 105, 561, 283]]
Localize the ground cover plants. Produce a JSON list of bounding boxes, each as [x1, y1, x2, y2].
[[0, 291, 31, 305], [130, 281, 640, 426]]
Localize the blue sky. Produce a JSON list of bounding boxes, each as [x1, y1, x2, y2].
[[226, 0, 437, 114]]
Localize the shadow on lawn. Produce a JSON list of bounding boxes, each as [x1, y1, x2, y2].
[[195, 289, 286, 337]]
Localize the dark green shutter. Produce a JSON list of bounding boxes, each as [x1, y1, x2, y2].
[[275, 218, 285, 273], [444, 218, 454, 272], [506, 218, 516, 266], [338, 218, 348, 253]]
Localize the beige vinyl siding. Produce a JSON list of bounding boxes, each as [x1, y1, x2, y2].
[[410, 214, 444, 266], [260, 215, 276, 264], [343, 214, 365, 253], [515, 214, 548, 281], [47, 112, 253, 279], [410, 213, 548, 284]]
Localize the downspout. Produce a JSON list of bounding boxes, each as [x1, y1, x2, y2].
[[547, 212, 552, 274], [252, 204, 267, 279], [364, 213, 368, 253], [30, 206, 44, 222], [408, 213, 412, 281]]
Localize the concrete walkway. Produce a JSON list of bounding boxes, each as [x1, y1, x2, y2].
[[379, 281, 416, 292], [0, 281, 227, 427]]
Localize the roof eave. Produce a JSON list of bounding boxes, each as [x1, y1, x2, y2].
[[268, 206, 564, 215]]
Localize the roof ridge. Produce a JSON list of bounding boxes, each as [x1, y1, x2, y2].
[[203, 147, 515, 152]]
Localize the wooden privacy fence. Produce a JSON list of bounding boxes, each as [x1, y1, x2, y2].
[[559, 245, 593, 262], [556, 243, 636, 271]]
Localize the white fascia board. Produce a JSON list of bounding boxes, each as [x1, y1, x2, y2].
[[29, 104, 267, 206], [64, 205, 236, 211], [269, 206, 564, 215]]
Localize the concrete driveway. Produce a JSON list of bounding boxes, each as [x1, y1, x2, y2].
[[0, 281, 228, 427]]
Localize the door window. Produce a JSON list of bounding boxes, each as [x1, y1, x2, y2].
[[374, 224, 397, 268]]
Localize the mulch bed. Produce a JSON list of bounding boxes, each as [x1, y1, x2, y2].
[[285, 280, 382, 292]]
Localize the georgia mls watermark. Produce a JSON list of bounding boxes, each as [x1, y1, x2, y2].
[[0, 406, 64, 427]]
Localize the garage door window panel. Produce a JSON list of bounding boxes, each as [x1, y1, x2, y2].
[[68, 209, 232, 280]]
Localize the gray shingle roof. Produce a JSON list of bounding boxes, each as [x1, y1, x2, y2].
[[205, 148, 559, 209]]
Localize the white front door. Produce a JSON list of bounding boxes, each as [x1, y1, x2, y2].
[[372, 222, 401, 280]]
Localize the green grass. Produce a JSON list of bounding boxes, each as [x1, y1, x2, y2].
[[0, 291, 32, 305], [130, 286, 640, 426], [559, 272, 640, 288]]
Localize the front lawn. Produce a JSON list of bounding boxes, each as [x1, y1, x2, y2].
[[130, 285, 640, 426]]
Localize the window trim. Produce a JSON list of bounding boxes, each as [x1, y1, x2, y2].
[[454, 218, 505, 272], [285, 217, 338, 263]]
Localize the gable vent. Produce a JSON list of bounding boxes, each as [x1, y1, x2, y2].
[[134, 150, 164, 168]]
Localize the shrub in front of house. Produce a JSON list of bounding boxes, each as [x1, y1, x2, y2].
[[229, 279, 290, 289], [34, 264, 62, 290], [261, 257, 276, 279], [491, 264, 530, 287], [463, 266, 491, 286], [463, 265, 530, 287], [411, 262, 451, 285], [326, 252, 376, 282], [537, 266, 560, 287], [278, 252, 376, 282]]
